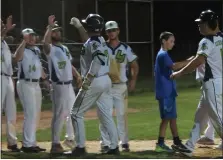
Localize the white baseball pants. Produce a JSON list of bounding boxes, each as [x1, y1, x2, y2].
[[71, 75, 119, 149], [185, 78, 222, 151], [51, 83, 75, 144], [17, 80, 42, 147], [1, 75, 17, 146], [99, 83, 129, 147], [204, 120, 215, 140]]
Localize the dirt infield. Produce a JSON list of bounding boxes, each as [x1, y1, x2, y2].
[[1, 139, 222, 158], [1, 108, 139, 135]]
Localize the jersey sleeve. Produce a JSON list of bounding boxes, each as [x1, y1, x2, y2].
[[126, 46, 137, 62], [197, 38, 214, 57], [158, 52, 173, 68]]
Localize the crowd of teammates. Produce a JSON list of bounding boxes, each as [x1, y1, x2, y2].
[[1, 9, 222, 157]]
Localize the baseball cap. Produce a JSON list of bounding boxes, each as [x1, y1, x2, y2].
[[105, 21, 119, 30], [52, 24, 62, 31], [195, 10, 218, 23], [22, 28, 37, 35]]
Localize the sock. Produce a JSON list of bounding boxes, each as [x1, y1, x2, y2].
[[173, 136, 181, 145], [158, 137, 164, 145]]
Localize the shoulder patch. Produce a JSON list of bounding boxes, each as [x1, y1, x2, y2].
[[201, 42, 208, 51], [92, 42, 99, 50]]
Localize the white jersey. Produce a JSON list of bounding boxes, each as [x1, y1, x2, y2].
[[18, 47, 42, 79], [47, 44, 73, 82], [196, 33, 223, 81], [80, 36, 109, 77], [1, 40, 13, 76], [107, 42, 137, 83]]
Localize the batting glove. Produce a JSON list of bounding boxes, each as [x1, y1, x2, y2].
[[81, 77, 91, 90], [70, 17, 82, 28]]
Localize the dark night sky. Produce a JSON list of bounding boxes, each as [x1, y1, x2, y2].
[[2, 0, 223, 75]]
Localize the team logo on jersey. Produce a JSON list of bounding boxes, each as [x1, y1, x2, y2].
[[115, 50, 126, 63], [92, 42, 99, 50], [80, 46, 85, 55], [201, 42, 208, 51]]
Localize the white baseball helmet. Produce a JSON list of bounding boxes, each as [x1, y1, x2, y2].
[[105, 21, 119, 30]]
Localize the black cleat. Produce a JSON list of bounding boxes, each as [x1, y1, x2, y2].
[[66, 147, 87, 157], [105, 147, 120, 155], [171, 144, 192, 157], [122, 143, 130, 152], [7, 145, 21, 152], [21, 146, 40, 153], [34, 146, 46, 152], [100, 146, 110, 153]]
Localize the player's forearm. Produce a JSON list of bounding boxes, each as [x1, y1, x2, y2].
[[13, 40, 26, 62], [41, 67, 47, 79], [43, 26, 52, 54], [72, 65, 81, 79], [179, 57, 203, 75], [130, 61, 139, 80], [77, 26, 89, 42]]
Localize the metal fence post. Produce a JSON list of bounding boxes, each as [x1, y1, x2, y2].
[[20, 0, 24, 29], [61, 0, 66, 42], [150, 0, 154, 86], [95, 0, 98, 13], [125, 0, 129, 42]]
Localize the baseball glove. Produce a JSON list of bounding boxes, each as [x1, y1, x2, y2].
[[108, 57, 121, 83]]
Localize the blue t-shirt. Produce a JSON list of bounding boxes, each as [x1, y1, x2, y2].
[[154, 49, 177, 100]]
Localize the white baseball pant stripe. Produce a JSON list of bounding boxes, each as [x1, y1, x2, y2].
[[1, 75, 17, 146], [16, 80, 42, 147], [185, 78, 222, 151], [71, 75, 119, 149], [99, 83, 129, 147], [51, 83, 75, 144]]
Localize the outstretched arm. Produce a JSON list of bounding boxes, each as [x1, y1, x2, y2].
[[43, 15, 57, 55], [70, 17, 89, 42], [171, 56, 195, 71]]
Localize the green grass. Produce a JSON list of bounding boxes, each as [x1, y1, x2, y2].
[[3, 76, 213, 159]]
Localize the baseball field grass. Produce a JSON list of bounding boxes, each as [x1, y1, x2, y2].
[[1, 75, 222, 158]]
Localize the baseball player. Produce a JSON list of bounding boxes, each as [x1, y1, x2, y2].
[[16, 28, 46, 153], [154, 31, 193, 152], [171, 10, 223, 156], [67, 13, 119, 156], [43, 15, 82, 154], [1, 16, 20, 152], [70, 18, 139, 152]]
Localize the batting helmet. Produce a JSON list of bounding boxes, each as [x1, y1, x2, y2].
[[81, 14, 104, 32], [195, 10, 218, 29]]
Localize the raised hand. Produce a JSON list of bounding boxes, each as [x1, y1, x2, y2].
[[70, 17, 82, 28], [48, 15, 57, 27], [5, 15, 16, 32]]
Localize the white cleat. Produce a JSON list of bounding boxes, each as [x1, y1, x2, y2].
[[63, 139, 75, 149], [197, 136, 215, 145]]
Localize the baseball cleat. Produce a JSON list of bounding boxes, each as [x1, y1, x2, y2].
[[7, 145, 21, 152], [171, 144, 193, 157], [121, 143, 130, 152], [197, 136, 215, 145], [34, 146, 46, 152], [50, 143, 64, 154], [100, 146, 110, 153], [68, 147, 86, 157], [104, 147, 120, 155], [21, 146, 40, 153], [63, 139, 75, 149], [155, 143, 174, 153]]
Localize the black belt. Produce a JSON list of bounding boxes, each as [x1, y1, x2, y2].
[[20, 79, 39, 82], [56, 80, 72, 85], [1, 72, 10, 77]]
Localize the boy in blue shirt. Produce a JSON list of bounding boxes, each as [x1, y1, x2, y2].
[[154, 31, 194, 152]]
